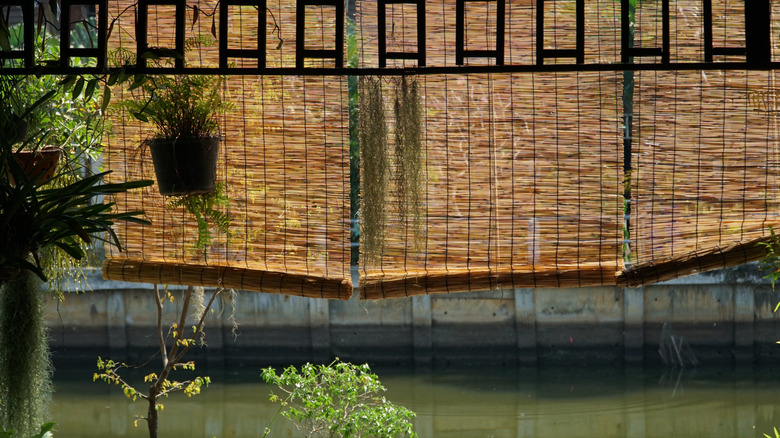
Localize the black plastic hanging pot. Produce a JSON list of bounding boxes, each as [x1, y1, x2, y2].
[[149, 136, 220, 196]]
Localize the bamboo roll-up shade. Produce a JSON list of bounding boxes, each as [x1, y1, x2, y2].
[[354, 0, 780, 297], [620, 69, 780, 286], [102, 0, 353, 299], [356, 0, 627, 298], [98, 0, 780, 298], [357, 72, 625, 299]]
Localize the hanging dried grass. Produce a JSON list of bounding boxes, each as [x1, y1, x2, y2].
[[359, 76, 389, 266], [0, 271, 52, 436], [393, 76, 426, 252]]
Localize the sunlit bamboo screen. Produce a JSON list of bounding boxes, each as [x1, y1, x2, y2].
[[102, 0, 353, 299], [100, 0, 780, 299], [354, 0, 780, 298]]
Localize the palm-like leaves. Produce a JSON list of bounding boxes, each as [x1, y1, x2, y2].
[[0, 145, 152, 283]]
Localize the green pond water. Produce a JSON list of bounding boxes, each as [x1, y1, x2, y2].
[[50, 363, 780, 437]]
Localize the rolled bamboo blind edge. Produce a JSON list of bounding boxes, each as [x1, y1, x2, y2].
[[616, 235, 773, 287], [102, 259, 353, 300], [359, 267, 622, 299]]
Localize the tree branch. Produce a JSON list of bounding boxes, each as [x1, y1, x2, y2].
[[153, 284, 168, 369]]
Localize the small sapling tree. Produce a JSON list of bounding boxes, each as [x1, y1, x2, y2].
[[262, 359, 418, 438], [94, 284, 233, 438]]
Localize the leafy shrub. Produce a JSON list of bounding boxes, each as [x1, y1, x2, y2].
[[262, 359, 417, 438]]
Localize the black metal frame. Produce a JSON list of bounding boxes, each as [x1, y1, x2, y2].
[[60, 0, 108, 69], [536, 0, 583, 65], [621, 0, 669, 64], [296, 0, 344, 68], [0, 0, 34, 67], [136, 0, 186, 69], [378, 0, 426, 67], [220, 0, 267, 69], [456, 0, 504, 65], [702, 0, 770, 65], [0, 0, 775, 75]]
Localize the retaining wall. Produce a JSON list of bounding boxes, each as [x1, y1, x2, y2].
[[47, 264, 780, 366]]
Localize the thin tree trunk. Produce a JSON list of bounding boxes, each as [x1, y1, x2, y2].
[[147, 387, 159, 438]]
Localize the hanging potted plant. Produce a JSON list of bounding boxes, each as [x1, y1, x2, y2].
[[0, 75, 62, 187], [124, 74, 231, 250], [125, 74, 225, 196]]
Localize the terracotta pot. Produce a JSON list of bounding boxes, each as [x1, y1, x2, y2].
[[149, 136, 220, 196], [10, 147, 62, 186]]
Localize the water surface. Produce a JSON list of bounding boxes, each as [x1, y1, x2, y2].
[[51, 364, 780, 437]]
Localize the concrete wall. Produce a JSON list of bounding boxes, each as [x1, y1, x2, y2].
[[47, 263, 780, 366]]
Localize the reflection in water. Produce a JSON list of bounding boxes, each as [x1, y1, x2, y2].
[[51, 364, 780, 437]]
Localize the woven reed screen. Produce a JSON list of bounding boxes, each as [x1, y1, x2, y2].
[[102, 0, 353, 299], [101, 0, 780, 299]]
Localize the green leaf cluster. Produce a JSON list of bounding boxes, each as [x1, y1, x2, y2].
[[262, 359, 417, 438], [94, 286, 230, 436], [759, 227, 780, 290], [0, 422, 55, 438], [166, 182, 231, 250], [0, 20, 137, 293], [124, 74, 226, 141], [0, 155, 152, 283]]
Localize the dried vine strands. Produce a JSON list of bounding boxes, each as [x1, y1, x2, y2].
[[393, 76, 426, 253], [359, 76, 389, 267]]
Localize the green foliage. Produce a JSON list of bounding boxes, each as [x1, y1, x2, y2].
[[124, 74, 226, 140], [94, 286, 229, 437], [262, 359, 417, 438], [759, 227, 780, 290], [94, 357, 211, 406], [0, 272, 53, 436], [0, 22, 129, 294], [166, 182, 231, 250], [0, 159, 152, 284], [766, 427, 780, 438], [2, 23, 104, 160], [0, 41, 152, 287], [0, 421, 55, 438]]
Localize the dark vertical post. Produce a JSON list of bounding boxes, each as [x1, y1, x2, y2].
[[296, 0, 305, 68], [661, 0, 669, 63], [620, 0, 630, 64], [219, 1, 228, 68], [97, 0, 107, 68], [745, 0, 770, 66], [495, 0, 505, 66], [576, 0, 584, 63], [456, 0, 465, 65], [175, 0, 185, 68], [417, 0, 426, 67], [535, 0, 544, 65], [621, 0, 635, 265], [258, 0, 267, 68], [703, 0, 713, 62], [378, 0, 387, 67], [335, 0, 344, 67], [137, 0, 148, 68], [60, 1, 72, 68]]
